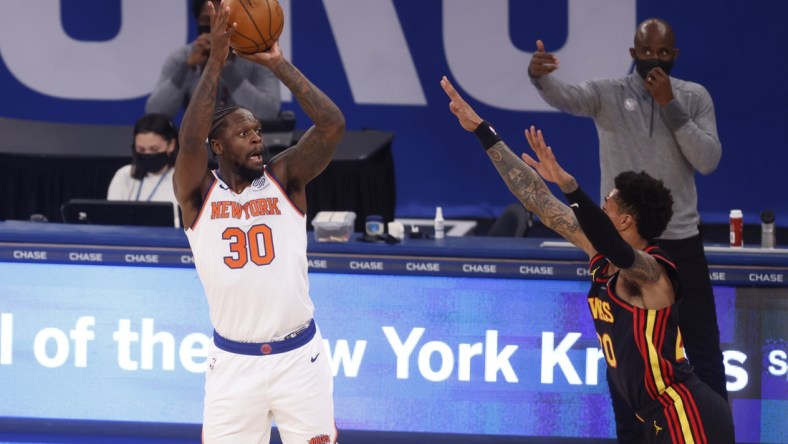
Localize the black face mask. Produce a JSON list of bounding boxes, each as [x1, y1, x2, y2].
[[197, 24, 211, 35], [136, 152, 169, 175], [634, 57, 674, 79]]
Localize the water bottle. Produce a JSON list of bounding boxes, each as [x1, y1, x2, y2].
[[434, 206, 445, 240], [761, 209, 775, 249]]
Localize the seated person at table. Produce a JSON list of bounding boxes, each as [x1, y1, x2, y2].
[[107, 113, 181, 227]]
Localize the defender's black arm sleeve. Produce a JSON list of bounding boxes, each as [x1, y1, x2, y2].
[[563, 187, 635, 268]]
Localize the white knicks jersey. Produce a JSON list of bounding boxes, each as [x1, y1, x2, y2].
[[185, 169, 313, 342]]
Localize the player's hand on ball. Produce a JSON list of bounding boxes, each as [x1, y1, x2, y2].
[[207, 1, 236, 63], [234, 42, 283, 67]]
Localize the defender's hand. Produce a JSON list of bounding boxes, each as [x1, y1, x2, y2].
[[522, 126, 574, 189], [440, 76, 482, 132]]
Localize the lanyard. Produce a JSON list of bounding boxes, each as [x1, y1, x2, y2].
[[135, 168, 170, 202]]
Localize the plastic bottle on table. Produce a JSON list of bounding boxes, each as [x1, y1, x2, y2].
[[434, 206, 445, 240]]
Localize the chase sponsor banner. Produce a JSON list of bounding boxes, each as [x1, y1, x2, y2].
[[0, 0, 786, 223], [3, 241, 788, 286]]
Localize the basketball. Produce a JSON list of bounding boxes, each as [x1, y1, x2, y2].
[[226, 0, 284, 54]]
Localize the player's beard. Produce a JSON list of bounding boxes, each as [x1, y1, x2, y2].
[[238, 163, 264, 182]]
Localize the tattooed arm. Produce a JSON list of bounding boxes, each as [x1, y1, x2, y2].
[[174, 2, 233, 228], [523, 126, 666, 288], [524, 127, 669, 299], [440, 76, 595, 256], [486, 141, 595, 255], [236, 43, 345, 212]]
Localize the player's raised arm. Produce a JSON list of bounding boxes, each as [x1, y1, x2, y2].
[[510, 118, 670, 302], [174, 1, 235, 228], [526, 127, 671, 297], [236, 44, 346, 208], [440, 76, 594, 256]]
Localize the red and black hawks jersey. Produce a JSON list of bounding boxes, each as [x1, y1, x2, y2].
[[185, 168, 314, 343], [588, 246, 707, 435]]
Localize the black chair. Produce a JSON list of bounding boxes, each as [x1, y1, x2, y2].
[[487, 203, 532, 237], [261, 110, 296, 160]]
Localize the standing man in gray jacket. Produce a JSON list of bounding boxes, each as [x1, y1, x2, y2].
[[146, 0, 281, 120], [528, 18, 727, 443]]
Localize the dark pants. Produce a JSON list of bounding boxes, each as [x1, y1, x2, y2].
[[608, 233, 729, 443]]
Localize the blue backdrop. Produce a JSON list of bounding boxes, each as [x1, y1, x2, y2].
[[0, 0, 786, 225]]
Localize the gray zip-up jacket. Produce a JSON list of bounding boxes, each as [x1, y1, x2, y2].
[[146, 44, 281, 120], [531, 72, 721, 240]]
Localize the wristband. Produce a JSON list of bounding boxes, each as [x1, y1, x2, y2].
[[474, 121, 502, 151]]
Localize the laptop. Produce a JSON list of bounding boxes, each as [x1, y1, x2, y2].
[[61, 199, 177, 227]]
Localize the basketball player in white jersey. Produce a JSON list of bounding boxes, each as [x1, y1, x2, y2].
[[173, 3, 345, 443]]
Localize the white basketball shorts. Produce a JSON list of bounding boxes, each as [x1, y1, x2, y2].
[[203, 321, 336, 443]]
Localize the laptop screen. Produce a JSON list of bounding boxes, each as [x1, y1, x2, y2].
[[61, 199, 177, 227]]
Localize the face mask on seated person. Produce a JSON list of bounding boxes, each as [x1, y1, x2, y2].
[[136, 152, 169, 175]]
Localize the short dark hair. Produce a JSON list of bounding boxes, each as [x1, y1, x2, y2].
[[208, 105, 244, 147], [134, 113, 178, 140], [131, 113, 179, 180], [613, 171, 674, 240]]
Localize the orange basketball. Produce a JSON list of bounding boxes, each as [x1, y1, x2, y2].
[[226, 0, 284, 54]]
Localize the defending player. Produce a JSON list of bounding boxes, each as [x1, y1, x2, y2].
[[174, 2, 344, 442], [441, 76, 733, 443]]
